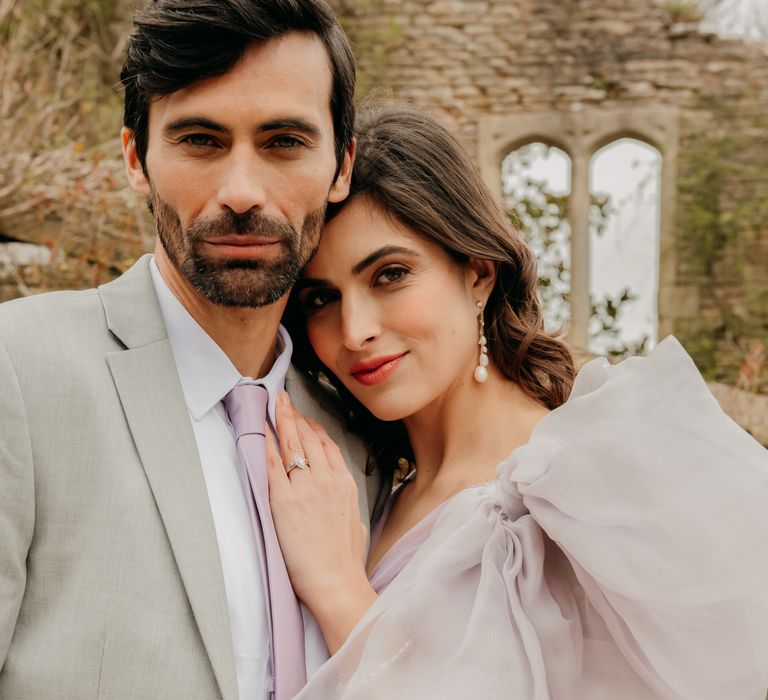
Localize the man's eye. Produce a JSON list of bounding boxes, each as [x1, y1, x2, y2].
[[182, 134, 217, 148], [271, 135, 303, 149]]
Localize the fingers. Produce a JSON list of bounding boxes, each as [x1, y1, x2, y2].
[[277, 391, 312, 477], [305, 417, 347, 473], [276, 392, 328, 478], [275, 392, 361, 538], [294, 414, 327, 478], [305, 417, 360, 517], [276, 392, 307, 475]]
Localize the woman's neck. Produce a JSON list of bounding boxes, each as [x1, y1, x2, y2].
[[402, 367, 549, 500]]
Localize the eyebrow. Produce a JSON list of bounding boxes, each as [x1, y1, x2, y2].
[[351, 245, 419, 275], [163, 117, 228, 136], [296, 245, 420, 292], [163, 116, 321, 138], [257, 118, 321, 138]]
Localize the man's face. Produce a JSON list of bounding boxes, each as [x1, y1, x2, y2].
[[122, 32, 352, 308]]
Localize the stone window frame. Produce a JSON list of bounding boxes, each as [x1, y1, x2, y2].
[[478, 106, 679, 350]]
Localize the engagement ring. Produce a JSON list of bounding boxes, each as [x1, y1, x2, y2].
[[287, 455, 309, 474]]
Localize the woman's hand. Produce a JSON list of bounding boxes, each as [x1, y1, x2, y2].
[[266, 391, 377, 654]]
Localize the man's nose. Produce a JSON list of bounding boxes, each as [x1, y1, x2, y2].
[[216, 147, 268, 214]]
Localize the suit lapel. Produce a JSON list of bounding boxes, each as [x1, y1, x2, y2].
[[100, 257, 237, 700]]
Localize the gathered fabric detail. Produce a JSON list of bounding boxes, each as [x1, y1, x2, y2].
[[295, 338, 768, 700]]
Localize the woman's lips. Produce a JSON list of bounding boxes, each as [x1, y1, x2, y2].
[[350, 353, 406, 386]]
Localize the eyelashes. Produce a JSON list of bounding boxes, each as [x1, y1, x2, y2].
[[300, 289, 339, 315], [300, 265, 413, 317], [374, 265, 409, 284]]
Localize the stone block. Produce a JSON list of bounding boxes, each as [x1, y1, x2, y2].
[[709, 383, 768, 446], [0, 242, 52, 267]]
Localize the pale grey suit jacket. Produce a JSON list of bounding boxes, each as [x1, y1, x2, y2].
[[0, 256, 374, 699]]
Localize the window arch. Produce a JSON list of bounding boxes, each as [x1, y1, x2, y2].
[[588, 137, 662, 356], [501, 141, 572, 331], [481, 107, 678, 352]]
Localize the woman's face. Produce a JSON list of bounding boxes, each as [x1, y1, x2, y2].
[[298, 197, 486, 422]]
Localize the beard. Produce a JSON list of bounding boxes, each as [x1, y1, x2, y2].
[[149, 187, 325, 308]]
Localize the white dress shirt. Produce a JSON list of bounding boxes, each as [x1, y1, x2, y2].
[[150, 258, 329, 699]]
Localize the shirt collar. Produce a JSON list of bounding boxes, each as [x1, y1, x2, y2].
[[149, 256, 292, 427]]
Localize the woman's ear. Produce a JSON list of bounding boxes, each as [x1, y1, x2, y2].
[[465, 257, 497, 301]]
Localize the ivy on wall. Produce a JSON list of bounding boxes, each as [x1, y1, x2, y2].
[[335, 0, 402, 100], [675, 103, 768, 390]]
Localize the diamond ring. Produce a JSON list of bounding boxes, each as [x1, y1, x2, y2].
[[286, 455, 309, 474]]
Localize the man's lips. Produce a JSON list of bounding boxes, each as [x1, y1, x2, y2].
[[202, 236, 282, 259], [350, 353, 406, 386]]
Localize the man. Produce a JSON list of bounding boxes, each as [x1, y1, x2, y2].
[[0, 1, 374, 698]]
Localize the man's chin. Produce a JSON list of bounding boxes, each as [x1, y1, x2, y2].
[[188, 264, 295, 308], [220, 259, 269, 270]]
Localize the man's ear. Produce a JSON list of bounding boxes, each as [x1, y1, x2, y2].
[[328, 138, 356, 204], [465, 256, 498, 302], [121, 127, 151, 196]]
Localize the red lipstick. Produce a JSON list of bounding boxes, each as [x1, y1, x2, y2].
[[350, 353, 406, 386]]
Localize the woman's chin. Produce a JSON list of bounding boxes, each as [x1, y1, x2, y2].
[[354, 395, 415, 423], [372, 409, 410, 423]]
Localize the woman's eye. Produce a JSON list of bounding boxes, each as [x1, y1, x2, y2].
[[375, 266, 408, 285], [301, 290, 338, 314]]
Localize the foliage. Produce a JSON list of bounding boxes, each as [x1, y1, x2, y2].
[[675, 104, 768, 391], [737, 340, 766, 393], [675, 127, 741, 278], [502, 147, 571, 332], [660, 0, 705, 24], [0, 0, 149, 297], [590, 290, 650, 358], [336, 0, 403, 100], [503, 143, 649, 359]]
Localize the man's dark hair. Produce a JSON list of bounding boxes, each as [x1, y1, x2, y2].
[[120, 0, 355, 176]]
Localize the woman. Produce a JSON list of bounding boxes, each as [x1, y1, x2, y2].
[[267, 104, 768, 699]]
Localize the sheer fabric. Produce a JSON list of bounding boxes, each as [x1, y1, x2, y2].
[[368, 488, 447, 594], [296, 337, 768, 700]]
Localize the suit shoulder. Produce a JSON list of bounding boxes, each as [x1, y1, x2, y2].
[[0, 288, 100, 322], [287, 364, 346, 421], [0, 288, 105, 351]]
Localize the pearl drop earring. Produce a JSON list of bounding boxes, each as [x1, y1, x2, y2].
[[474, 301, 489, 383]]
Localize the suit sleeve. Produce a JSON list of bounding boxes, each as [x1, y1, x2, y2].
[[0, 337, 34, 669]]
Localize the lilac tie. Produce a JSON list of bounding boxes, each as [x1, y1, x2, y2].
[[224, 384, 306, 699]]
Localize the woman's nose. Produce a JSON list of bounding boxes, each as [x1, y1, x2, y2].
[[340, 297, 380, 352]]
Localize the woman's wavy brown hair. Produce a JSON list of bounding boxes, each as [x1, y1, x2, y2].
[[284, 103, 575, 521]]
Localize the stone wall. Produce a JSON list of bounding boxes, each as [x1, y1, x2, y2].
[[0, 243, 52, 302], [334, 0, 768, 389], [1, 0, 766, 391], [337, 0, 768, 156]]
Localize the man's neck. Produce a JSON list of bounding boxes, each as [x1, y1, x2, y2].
[[155, 248, 286, 379]]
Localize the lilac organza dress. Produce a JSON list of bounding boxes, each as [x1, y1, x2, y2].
[[296, 337, 768, 700], [367, 477, 448, 594]]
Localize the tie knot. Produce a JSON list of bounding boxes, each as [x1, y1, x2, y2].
[[224, 383, 268, 440]]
